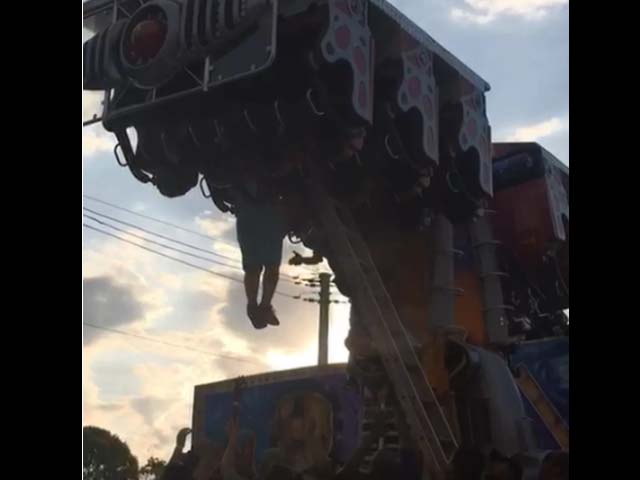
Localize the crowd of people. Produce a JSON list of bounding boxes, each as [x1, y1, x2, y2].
[[155, 382, 569, 480], [157, 426, 568, 480]]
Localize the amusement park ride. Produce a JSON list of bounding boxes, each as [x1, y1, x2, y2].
[[83, 1, 569, 479]]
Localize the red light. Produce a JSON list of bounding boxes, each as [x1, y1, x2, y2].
[[128, 19, 166, 63]]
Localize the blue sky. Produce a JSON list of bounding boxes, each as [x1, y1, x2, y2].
[[82, 0, 568, 462]]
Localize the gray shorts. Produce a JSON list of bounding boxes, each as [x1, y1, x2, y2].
[[236, 200, 286, 272]]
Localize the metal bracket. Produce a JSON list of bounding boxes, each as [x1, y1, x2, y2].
[[274, 100, 286, 130], [384, 134, 400, 159], [114, 143, 127, 166], [187, 124, 202, 148], [479, 271, 509, 279], [199, 177, 211, 199], [306, 88, 326, 116], [244, 108, 257, 133], [431, 285, 465, 296]]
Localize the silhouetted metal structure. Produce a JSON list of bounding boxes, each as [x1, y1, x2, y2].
[[83, 2, 569, 478]]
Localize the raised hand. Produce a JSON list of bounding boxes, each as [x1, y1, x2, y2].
[[176, 427, 192, 450], [288, 251, 304, 265]]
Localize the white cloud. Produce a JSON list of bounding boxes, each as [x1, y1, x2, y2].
[[82, 0, 568, 463], [83, 308, 267, 461], [83, 223, 332, 461], [503, 116, 568, 142], [83, 91, 112, 159], [83, 91, 104, 122], [195, 214, 234, 236], [82, 170, 353, 463], [83, 276, 149, 344], [451, 0, 568, 24], [264, 342, 317, 371], [83, 128, 115, 158]]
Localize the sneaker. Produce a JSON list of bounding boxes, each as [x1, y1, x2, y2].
[[247, 304, 267, 330], [260, 304, 280, 326]]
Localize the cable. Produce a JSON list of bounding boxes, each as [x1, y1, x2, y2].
[[82, 194, 319, 274], [82, 194, 318, 272], [83, 224, 301, 299], [83, 208, 304, 284], [83, 214, 303, 286], [83, 322, 265, 367], [83, 194, 223, 241], [84, 213, 244, 270], [83, 206, 243, 265], [82, 199, 318, 281]]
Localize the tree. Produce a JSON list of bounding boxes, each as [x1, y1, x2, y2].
[[139, 457, 167, 480], [83, 426, 139, 480]]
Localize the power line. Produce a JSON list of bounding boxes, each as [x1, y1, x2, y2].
[[83, 194, 222, 242], [83, 208, 305, 284], [84, 223, 243, 283], [83, 213, 303, 286], [83, 206, 243, 265], [83, 322, 265, 367], [83, 224, 301, 299], [82, 194, 318, 275], [84, 214, 244, 270]]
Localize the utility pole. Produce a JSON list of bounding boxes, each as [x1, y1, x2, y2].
[[296, 271, 348, 364], [318, 272, 331, 365]]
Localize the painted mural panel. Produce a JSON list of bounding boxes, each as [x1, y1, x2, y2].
[[192, 365, 362, 480], [511, 338, 569, 450]]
